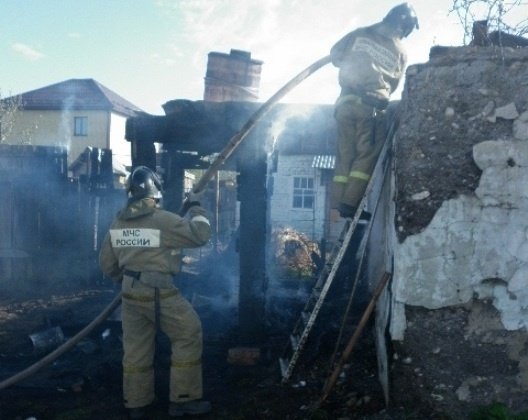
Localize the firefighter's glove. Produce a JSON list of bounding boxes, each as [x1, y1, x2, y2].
[[181, 190, 203, 215]]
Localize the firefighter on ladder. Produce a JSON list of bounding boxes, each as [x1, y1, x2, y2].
[[330, 3, 419, 219], [99, 166, 212, 419]]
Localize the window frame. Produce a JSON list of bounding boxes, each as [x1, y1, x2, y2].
[[74, 116, 88, 137], [292, 176, 315, 209]]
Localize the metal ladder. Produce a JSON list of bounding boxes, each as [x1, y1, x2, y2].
[[279, 117, 397, 383]]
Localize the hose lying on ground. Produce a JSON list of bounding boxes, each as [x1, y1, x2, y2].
[[0, 54, 332, 390], [0, 293, 122, 390]]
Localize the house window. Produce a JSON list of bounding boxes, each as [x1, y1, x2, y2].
[[292, 176, 314, 209], [74, 116, 88, 136]]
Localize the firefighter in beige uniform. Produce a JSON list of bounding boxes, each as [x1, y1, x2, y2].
[[99, 166, 212, 419], [330, 3, 418, 218]]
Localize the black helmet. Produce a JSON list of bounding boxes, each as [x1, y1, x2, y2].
[[127, 166, 163, 202], [383, 3, 419, 38]]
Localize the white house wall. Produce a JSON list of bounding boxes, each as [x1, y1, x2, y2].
[[270, 154, 326, 241], [109, 112, 131, 168]]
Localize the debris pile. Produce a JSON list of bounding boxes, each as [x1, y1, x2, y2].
[[270, 228, 321, 279]]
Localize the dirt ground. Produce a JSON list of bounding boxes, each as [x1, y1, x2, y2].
[[4, 258, 522, 420], [391, 303, 528, 420], [0, 241, 488, 420], [0, 273, 445, 420]]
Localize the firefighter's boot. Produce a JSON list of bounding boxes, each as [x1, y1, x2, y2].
[[169, 400, 212, 417], [128, 406, 146, 420]]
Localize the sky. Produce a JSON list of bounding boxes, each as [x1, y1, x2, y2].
[[1, 0, 526, 115]]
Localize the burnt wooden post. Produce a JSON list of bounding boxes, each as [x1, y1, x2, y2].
[[237, 128, 268, 340], [131, 138, 157, 171], [160, 150, 187, 213], [126, 116, 163, 171]]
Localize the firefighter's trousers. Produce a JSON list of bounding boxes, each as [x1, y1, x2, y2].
[[121, 273, 203, 408], [331, 96, 386, 209]]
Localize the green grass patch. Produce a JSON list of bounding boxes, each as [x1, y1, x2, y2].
[[470, 402, 528, 420]]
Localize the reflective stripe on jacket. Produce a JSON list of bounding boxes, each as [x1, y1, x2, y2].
[[99, 199, 211, 282]]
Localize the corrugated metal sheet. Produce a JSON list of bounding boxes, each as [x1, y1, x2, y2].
[[312, 155, 335, 169]]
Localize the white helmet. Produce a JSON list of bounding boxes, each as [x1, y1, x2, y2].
[[383, 3, 419, 38]]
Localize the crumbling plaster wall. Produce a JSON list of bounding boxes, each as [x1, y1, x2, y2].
[[389, 47, 528, 414], [393, 46, 528, 332]]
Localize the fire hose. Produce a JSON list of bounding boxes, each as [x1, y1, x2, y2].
[[0, 293, 122, 390], [0, 55, 331, 390]]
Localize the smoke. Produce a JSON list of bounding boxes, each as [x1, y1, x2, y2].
[[179, 244, 240, 335], [0, 145, 122, 294], [269, 104, 321, 152], [59, 94, 75, 151]]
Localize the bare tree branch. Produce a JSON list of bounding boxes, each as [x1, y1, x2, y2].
[[450, 0, 528, 44]]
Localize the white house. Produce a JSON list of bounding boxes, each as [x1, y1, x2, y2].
[[268, 104, 344, 243]]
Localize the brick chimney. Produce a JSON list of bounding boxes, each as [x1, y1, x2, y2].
[[204, 49, 263, 102]]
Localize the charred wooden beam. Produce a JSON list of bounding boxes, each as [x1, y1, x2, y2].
[[237, 127, 268, 341], [126, 101, 261, 158]]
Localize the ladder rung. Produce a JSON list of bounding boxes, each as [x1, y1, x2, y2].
[[290, 334, 300, 350], [301, 311, 310, 324], [279, 357, 289, 378], [278, 126, 393, 383]]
